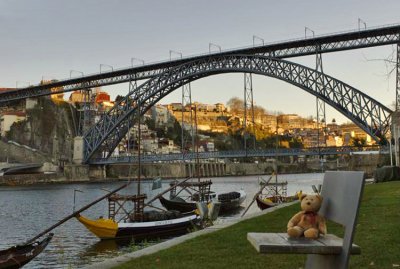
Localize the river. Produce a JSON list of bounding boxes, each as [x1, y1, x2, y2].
[[0, 173, 323, 268]]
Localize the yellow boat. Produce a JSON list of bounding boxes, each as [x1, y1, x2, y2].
[[76, 213, 200, 240]]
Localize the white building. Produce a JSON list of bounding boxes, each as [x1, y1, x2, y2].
[[0, 112, 26, 137], [151, 105, 171, 127]]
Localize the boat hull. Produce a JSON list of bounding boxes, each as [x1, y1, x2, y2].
[[0, 233, 53, 269], [77, 214, 199, 240], [218, 191, 247, 214], [159, 196, 197, 213], [160, 191, 247, 215], [255, 196, 276, 210]]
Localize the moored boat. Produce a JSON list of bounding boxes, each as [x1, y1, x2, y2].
[[77, 110, 202, 241], [76, 213, 200, 240], [159, 189, 247, 215], [255, 193, 299, 210], [255, 196, 276, 210], [159, 195, 197, 213], [0, 233, 53, 269], [217, 190, 247, 213]]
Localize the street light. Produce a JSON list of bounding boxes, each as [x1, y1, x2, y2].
[[252, 35, 265, 46], [131, 57, 145, 67], [70, 70, 84, 78], [169, 50, 182, 60], [73, 189, 84, 212], [209, 43, 222, 53], [304, 27, 315, 38], [358, 18, 367, 30], [100, 64, 113, 73]]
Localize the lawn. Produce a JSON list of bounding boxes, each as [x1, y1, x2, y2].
[[114, 181, 400, 269]]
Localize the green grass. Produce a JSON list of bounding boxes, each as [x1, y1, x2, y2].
[[114, 182, 400, 269]]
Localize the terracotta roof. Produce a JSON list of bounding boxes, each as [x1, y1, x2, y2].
[[2, 111, 26, 117], [0, 87, 16, 92]]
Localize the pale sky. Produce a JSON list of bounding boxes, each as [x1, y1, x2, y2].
[[1, 0, 400, 124]]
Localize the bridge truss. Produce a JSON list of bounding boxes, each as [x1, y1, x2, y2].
[[0, 24, 400, 104], [83, 55, 392, 163]]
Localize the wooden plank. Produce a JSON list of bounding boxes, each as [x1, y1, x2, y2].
[[247, 233, 361, 255]]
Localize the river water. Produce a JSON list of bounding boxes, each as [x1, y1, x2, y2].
[[0, 173, 323, 268]]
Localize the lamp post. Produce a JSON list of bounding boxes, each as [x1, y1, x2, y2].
[[304, 27, 315, 38], [252, 35, 265, 46], [209, 43, 222, 53], [358, 18, 367, 30], [73, 189, 84, 213], [131, 58, 145, 67], [169, 50, 183, 60], [100, 64, 113, 73]]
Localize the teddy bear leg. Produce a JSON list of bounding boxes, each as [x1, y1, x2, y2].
[[304, 228, 319, 239], [287, 226, 304, 238]]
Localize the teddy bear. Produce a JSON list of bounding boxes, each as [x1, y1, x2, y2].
[[287, 193, 327, 239]]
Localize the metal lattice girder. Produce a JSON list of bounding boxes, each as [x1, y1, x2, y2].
[[126, 77, 138, 154], [89, 145, 387, 165], [315, 52, 326, 129], [315, 51, 327, 148], [1, 25, 400, 104], [181, 83, 194, 154], [244, 73, 256, 150], [83, 55, 393, 163]]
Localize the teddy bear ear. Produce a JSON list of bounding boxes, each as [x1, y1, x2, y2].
[[315, 195, 323, 202], [300, 194, 307, 201]]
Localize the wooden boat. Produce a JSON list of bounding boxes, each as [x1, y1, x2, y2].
[[0, 233, 53, 269], [255, 196, 276, 210], [76, 212, 200, 240], [255, 193, 299, 210], [217, 190, 247, 213], [159, 195, 197, 213], [159, 190, 247, 214], [77, 111, 202, 241]]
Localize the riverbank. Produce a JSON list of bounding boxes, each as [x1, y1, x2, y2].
[[104, 181, 399, 269], [0, 151, 384, 186]]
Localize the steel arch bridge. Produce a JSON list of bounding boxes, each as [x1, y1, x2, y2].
[[83, 54, 393, 163]]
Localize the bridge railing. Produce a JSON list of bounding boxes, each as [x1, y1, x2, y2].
[[89, 145, 387, 164]]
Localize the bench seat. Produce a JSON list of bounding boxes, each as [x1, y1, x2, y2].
[[247, 233, 361, 255]]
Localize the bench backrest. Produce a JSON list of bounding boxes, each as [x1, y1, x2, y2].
[[306, 171, 365, 269]]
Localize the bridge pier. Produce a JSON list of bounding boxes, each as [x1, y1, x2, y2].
[[73, 136, 84, 164]]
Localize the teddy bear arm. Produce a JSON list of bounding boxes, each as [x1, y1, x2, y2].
[[287, 212, 303, 229], [318, 216, 327, 234]]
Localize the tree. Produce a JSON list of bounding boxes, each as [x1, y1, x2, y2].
[[227, 97, 244, 115], [350, 137, 367, 147]]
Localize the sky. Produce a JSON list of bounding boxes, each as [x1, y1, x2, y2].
[[1, 0, 400, 124]]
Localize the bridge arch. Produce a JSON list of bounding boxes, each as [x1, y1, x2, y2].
[[83, 54, 392, 163]]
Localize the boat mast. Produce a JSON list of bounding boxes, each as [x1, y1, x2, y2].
[[275, 115, 279, 196], [137, 99, 141, 196]]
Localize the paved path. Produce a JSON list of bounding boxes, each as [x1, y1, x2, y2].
[[84, 201, 297, 269]]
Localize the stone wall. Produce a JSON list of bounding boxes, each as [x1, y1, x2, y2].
[[37, 153, 391, 183], [0, 140, 50, 163], [63, 164, 90, 181], [0, 173, 63, 186]]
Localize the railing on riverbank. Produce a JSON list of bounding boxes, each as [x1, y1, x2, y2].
[[90, 145, 387, 164]]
